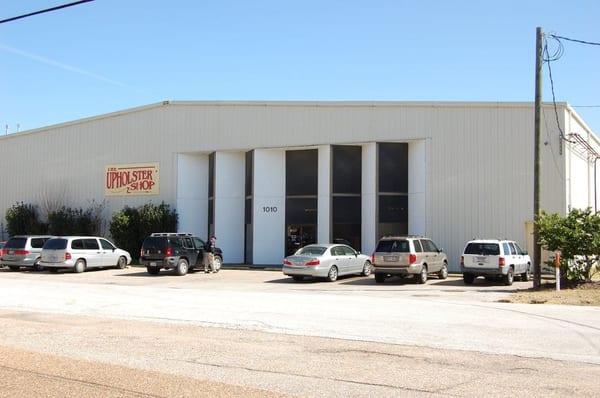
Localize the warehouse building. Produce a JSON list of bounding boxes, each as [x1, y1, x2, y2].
[[0, 101, 597, 270]]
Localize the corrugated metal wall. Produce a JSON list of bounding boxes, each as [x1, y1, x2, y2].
[[0, 101, 591, 269]]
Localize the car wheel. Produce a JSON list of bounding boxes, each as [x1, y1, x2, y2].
[[415, 265, 428, 284], [326, 266, 338, 282], [73, 259, 86, 273], [147, 266, 160, 275], [8, 266, 19, 272], [33, 259, 45, 272], [438, 262, 448, 279], [49, 268, 59, 273], [521, 264, 531, 282], [175, 259, 189, 276], [361, 261, 372, 276], [375, 273, 386, 284], [503, 267, 514, 286], [212, 256, 222, 273], [292, 275, 303, 282], [463, 273, 475, 284], [116, 256, 127, 269]]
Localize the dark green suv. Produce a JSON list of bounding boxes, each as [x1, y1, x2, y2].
[[140, 233, 223, 276]]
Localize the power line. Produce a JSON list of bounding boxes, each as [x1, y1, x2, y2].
[[543, 38, 575, 144], [549, 34, 600, 46], [0, 0, 94, 24]]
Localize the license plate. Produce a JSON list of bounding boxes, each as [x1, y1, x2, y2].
[[384, 256, 399, 262], [475, 256, 487, 263], [8, 250, 14, 255], [150, 262, 157, 266]]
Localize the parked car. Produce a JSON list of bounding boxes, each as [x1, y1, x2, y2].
[[372, 236, 448, 284], [139, 233, 223, 276], [0, 235, 53, 271], [283, 243, 372, 282], [460, 239, 531, 286], [40, 237, 131, 273]]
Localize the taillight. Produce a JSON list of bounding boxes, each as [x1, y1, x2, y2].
[[283, 259, 292, 266], [409, 254, 417, 264], [15, 250, 30, 255], [140, 248, 144, 258], [499, 257, 505, 267], [165, 247, 173, 256], [460, 256, 464, 266], [65, 252, 72, 260], [305, 258, 320, 266]]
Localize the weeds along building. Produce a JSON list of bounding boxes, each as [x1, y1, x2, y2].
[[0, 101, 598, 269]]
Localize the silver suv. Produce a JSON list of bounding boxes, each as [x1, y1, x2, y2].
[[0, 235, 53, 271], [372, 236, 448, 284]]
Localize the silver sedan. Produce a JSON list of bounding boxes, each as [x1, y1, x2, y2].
[[283, 244, 372, 282]]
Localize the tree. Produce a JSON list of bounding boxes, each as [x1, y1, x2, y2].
[[536, 208, 600, 282]]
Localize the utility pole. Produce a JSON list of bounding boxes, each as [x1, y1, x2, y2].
[[533, 27, 543, 289]]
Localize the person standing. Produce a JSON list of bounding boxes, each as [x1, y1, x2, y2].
[[204, 236, 217, 273]]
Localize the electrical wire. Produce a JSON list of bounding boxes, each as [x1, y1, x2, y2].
[[0, 0, 94, 24], [549, 34, 600, 47], [543, 37, 576, 144]]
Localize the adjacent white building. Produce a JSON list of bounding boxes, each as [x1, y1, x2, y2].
[[0, 101, 597, 270]]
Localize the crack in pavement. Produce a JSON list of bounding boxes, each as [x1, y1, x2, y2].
[[173, 358, 450, 396]]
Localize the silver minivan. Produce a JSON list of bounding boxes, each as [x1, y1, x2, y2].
[[40, 236, 131, 273], [0, 235, 53, 271], [372, 236, 449, 284]]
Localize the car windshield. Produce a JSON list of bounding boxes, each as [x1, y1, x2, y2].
[[142, 237, 167, 250], [295, 246, 327, 256], [4, 237, 27, 249], [375, 240, 410, 253], [43, 239, 68, 250], [464, 243, 500, 255]]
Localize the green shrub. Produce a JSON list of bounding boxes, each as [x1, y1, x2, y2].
[[5, 202, 45, 236], [537, 208, 600, 282], [109, 202, 178, 261], [47, 207, 93, 236]]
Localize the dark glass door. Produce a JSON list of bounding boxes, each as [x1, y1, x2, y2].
[[286, 224, 317, 255]]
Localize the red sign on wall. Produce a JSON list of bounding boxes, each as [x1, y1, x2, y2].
[[105, 163, 160, 196]]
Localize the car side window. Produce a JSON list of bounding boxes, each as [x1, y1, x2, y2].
[[83, 239, 100, 250], [100, 239, 116, 250], [331, 246, 342, 256], [182, 238, 194, 249], [413, 240, 423, 252], [193, 238, 205, 250], [31, 238, 45, 248], [428, 240, 440, 252], [71, 239, 84, 250], [508, 243, 517, 255], [502, 243, 510, 256], [342, 246, 356, 256], [514, 243, 525, 255], [420, 240, 433, 252]]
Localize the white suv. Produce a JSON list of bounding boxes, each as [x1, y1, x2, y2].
[[40, 236, 131, 273], [460, 239, 531, 286]]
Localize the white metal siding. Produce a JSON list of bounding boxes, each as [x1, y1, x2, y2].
[[0, 101, 594, 269]]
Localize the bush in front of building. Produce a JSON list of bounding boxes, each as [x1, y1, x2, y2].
[[47, 207, 96, 236], [109, 202, 178, 262], [537, 208, 600, 283], [5, 202, 45, 236]]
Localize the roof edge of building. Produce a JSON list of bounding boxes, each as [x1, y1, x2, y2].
[[1, 100, 572, 140]]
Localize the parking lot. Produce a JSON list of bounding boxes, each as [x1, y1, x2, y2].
[[1, 266, 600, 396], [0, 265, 530, 300]]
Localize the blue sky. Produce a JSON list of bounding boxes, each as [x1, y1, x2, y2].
[[1, 0, 599, 132]]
